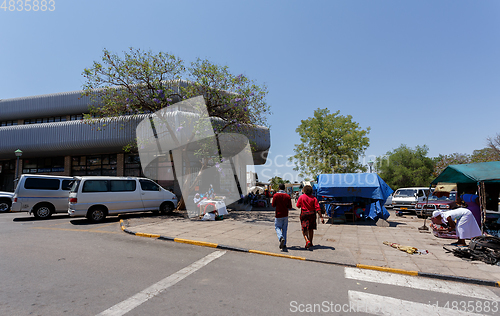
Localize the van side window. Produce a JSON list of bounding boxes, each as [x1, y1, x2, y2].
[[24, 178, 60, 190], [417, 190, 424, 197], [82, 180, 109, 192], [62, 180, 73, 190], [110, 180, 136, 192], [139, 179, 159, 191]]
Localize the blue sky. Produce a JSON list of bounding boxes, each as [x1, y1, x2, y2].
[[1, 0, 499, 183]]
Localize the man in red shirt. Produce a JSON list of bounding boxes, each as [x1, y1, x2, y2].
[[272, 183, 292, 251]]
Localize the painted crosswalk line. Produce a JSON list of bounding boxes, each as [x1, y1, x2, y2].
[[97, 250, 227, 316], [345, 267, 499, 301], [348, 290, 487, 316]]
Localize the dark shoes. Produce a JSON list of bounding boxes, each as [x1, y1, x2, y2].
[[279, 237, 285, 249]]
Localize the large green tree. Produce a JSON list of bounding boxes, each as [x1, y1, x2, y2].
[[289, 108, 370, 178], [268, 176, 289, 192], [376, 144, 434, 189], [82, 48, 270, 209]]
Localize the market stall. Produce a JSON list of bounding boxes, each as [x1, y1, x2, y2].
[[430, 161, 500, 236], [316, 173, 393, 222]]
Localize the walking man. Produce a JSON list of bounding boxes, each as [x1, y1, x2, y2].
[[272, 183, 292, 251]]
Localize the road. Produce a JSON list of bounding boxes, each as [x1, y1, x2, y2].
[[1, 211, 500, 315]]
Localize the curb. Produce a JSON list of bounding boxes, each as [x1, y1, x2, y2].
[[119, 220, 500, 288]]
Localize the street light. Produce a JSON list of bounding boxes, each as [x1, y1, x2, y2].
[[368, 160, 374, 173], [14, 149, 22, 189]]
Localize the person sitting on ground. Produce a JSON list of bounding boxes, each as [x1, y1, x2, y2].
[[431, 207, 482, 247]]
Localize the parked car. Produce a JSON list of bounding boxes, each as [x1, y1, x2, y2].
[[0, 191, 14, 212], [415, 191, 457, 218], [392, 187, 431, 214], [68, 176, 178, 222], [384, 192, 394, 209], [11, 175, 74, 218]]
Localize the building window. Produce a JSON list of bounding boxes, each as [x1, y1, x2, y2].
[[0, 120, 17, 126], [24, 116, 66, 124], [70, 114, 83, 121], [22, 157, 65, 174], [124, 154, 143, 177], [71, 154, 117, 176]]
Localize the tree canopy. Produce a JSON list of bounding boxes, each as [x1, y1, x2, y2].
[[81, 48, 270, 209], [268, 176, 290, 192], [376, 144, 434, 189], [289, 108, 370, 178]]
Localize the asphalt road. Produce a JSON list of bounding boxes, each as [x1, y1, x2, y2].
[[1, 211, 500, 315]]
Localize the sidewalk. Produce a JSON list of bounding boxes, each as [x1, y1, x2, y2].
[[121, 202, 500, 286]]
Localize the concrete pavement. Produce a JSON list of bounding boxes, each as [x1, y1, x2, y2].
[[120, 202, 500, 287]]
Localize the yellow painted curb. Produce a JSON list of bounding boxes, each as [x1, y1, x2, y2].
[[356, 264, 419, 276], [174, 238, 218, 248], [136, 232, 161, 238], [497, 281, 500, 288], [248, 250, 306, 260]]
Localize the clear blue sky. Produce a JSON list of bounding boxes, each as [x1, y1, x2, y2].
[[1, 0, 499, 183]]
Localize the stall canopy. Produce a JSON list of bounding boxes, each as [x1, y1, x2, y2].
[[316, 173, 393, 220], [431, 161, 500, 184]]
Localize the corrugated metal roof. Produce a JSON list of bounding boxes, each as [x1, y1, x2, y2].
[[0, 112, 270, 162], [0, 90, 92, 121]]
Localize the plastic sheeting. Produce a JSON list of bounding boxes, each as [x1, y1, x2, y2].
[[316, 173, 393, 220]]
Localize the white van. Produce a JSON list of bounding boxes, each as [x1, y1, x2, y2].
[[391, 187, 431, 213], [68, 176, 178, 222], [11, 175, 74, 219]]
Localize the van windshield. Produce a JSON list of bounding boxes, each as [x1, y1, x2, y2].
[[395, 189, 416, 197], [70, 180, 80, 193]]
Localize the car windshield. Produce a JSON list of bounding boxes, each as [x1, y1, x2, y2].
[[394, 189, 416, 197], [428, 192, 456, 201]]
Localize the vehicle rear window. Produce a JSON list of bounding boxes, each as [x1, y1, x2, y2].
[[62, 180, 73, 190], [24, 178, 60, 190], [82, 180, 109, 192], [70, 180, 80, 193], [110, 180, 136, 192]]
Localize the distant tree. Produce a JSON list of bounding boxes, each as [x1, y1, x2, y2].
[[432, 153, 471, 177], [471, 147, 499, 163], [82, 48, 270, 209], [486, 133, 500, 161], [268, 176, 290, 192], [376, 145, 434, 189], [289, 108, 370, 179]]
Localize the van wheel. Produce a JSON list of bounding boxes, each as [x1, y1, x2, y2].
[[0, 199, 11, 212], [86, 207, 106, 223], [160, 202, 174, 214], [33, 203, 53, 219]]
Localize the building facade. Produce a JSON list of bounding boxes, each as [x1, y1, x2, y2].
[[0, 90, 270, 196]]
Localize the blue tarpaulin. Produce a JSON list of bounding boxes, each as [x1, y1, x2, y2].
[[316, 173, 393, 220]]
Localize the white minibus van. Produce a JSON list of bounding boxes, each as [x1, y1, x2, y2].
[[68, 176, 178, 222], [11, 175, 74, 219]]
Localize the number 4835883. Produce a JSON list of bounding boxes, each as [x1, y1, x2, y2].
[[1, 0, 56, 11]]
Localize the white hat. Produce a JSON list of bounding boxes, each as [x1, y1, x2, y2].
[[432, 210, 444, 218]]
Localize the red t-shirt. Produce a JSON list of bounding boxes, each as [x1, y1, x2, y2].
[[296, 194, 320, 215], [272, 191, 292, 218]]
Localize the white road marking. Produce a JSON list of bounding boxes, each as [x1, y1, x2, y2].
[[348, 290, 486, 316], [96, 250, 227, 316], [345, 267, 499, 301]]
